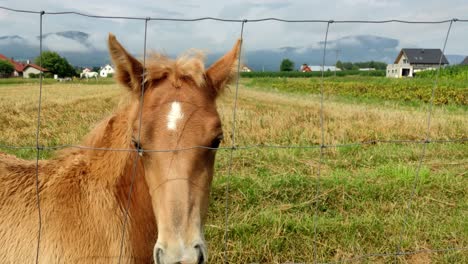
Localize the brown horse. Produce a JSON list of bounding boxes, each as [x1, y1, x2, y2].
[[0, 34, 241, 264]]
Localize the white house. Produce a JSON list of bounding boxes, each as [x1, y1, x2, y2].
[[23, 64, 48, 78], [386, 49, 449, 78], [241, 65, 252, 72], [100, 64, 115, 77], [300, 64, 340, 72]]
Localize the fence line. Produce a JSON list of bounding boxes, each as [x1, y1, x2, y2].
[[313, 20, 331, 264], [1, 138, 466, 153], [2, 6, 468, 23], [0, 6, 467, 264], [33, 10, 45, 264], [396, 19, 455, 261], [223, 20, 246, 264], [116, 18, 150, 264]]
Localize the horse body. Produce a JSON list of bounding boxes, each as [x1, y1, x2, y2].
[[0, 108, 155, 263], [0, 34, 241, 263], [80, 71, 99, 80]]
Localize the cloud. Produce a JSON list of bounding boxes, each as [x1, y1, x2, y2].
[[342, 0, 399, 7], [42, 34, 89, 52], [0, 35, 24, 45], [0, 0, 466, 59]]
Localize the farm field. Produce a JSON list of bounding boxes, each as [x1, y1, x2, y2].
[[0, 77, 467, 263]]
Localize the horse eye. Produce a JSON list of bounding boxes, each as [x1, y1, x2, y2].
[[211, 134, 224, 149]]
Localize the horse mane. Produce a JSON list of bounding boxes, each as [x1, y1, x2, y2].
[[144, 50, 206, 88]]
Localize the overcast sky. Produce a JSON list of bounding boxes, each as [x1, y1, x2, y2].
[[1, 0, 467, 57]]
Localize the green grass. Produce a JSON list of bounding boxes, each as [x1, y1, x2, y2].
[[241, 70, 386, 78], [208, 143, 467, 263], [416, 65, 468, 80], [0, 78, 467, 263], [242, 76, 468, 106]]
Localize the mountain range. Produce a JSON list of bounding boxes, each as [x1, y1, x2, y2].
[[0, 31, 465, 70]]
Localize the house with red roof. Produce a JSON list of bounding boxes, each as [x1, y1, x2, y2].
[[300, 63, 312, 72], [0, 54, 48, 78], [0, 54, 25, 77], [23, 64, 49, 78]]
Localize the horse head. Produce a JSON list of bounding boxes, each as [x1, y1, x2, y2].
[[108, 34, 241, 264]]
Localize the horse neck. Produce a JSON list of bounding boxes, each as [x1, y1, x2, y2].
[[82, 104, 141, 187], [77, 104, 155, 248]]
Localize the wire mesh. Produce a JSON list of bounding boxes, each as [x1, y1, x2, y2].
[[0, 5, 466, 264], [395, 20, 456, 261]]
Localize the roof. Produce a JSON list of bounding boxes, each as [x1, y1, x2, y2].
[[395, 49, 449, 65], [23, 64, 48, 72], [0, 53, 25, 72], [461, 56, 468, 65]]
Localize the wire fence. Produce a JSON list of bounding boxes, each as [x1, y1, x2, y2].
[[0, 6, 467, 264]]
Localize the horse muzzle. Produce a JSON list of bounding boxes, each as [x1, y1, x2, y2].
[[154, 242, 206, 264]]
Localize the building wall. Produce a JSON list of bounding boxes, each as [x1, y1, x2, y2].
[[23, 67, 42, 78], [387, 53, 414, 78], [100, 65, 115, 77], [396, 54, 410, 65], [387, 50, 449, 78], [386, 63, 413, 78]]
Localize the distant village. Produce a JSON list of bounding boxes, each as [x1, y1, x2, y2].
[[0, 53, 115, 80], [1, 48, 467, 80], [293, 49, 467, 78]]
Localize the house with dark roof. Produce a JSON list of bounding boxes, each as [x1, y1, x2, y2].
[[460, 56, 468, 65], [386, 48, 449, 78]]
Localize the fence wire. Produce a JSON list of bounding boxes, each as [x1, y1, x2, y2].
[[33, 10, 45, 264], [396, 19, 455, 261], [117, 17, 150, 264], [0, 6, 467, 264], [1, 138, 467, 153], [313, 20, 331, 264], [223, 20, 246, 264]]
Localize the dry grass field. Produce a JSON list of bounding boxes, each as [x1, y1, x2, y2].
[[0, 78, 467, 263]]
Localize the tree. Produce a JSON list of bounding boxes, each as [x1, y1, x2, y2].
[[0, 60, 15, 78], [342, 62, 354, 70], [336, 60, 343, 70], [280, 58, 294, 72], [338, 61, 387, 70], [35, 51, 77, 78]]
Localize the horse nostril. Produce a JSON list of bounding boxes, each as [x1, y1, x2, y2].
[[194, 244, 205, 264], [155, 247, 163, 264]]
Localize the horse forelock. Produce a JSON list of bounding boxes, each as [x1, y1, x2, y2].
[[144, 50, 206, 88]]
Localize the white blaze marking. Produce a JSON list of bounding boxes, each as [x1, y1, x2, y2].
[[167, 102, 184, 130]]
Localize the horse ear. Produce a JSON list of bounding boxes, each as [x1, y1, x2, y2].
[[206, 39, 242, 97], [108, 33, 143, 92]]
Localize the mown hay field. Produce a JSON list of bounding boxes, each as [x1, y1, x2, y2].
[[0, 77, 467, 263]]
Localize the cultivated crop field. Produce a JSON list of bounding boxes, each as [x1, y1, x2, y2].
[[0, 77, 467, 263]]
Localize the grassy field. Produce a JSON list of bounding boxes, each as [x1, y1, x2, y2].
[[0, 77, 467, 263], [243, 76, 467, 106]]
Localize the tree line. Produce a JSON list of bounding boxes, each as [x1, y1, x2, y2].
[[279, 58, 387, 72], [336, 60, 387, 70]]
